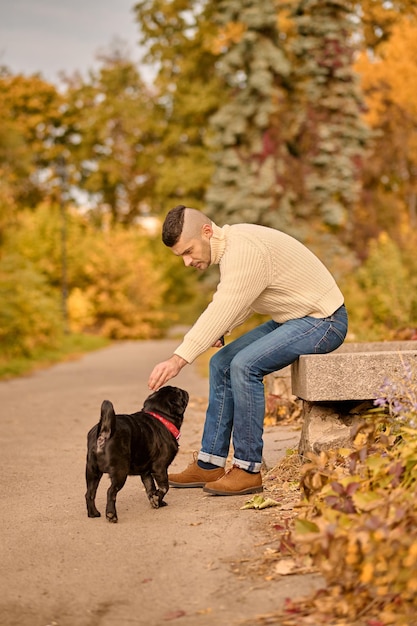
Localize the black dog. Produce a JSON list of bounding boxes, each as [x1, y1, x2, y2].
[[85, 385, 189, 523]]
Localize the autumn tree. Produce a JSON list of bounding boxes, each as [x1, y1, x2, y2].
[[0, 250, 63, 358], [133, 0, 223, 211], [61, 48, 158, 225], [352, 11, 417, 254], [68, 226, 168, 338], [0, 69, 63, 239], [341, 231, 417, 339], [359, 0, 417, 49], [3, 201, 180, 345]]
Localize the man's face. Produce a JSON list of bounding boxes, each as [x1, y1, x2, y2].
[[171, 224, 212, 270]]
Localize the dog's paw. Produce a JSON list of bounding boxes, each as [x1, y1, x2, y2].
[[149, 495, 160, 508], [106, 513, 118, 523], [88, 510, 101, 518], [149, 494, 168, 509]]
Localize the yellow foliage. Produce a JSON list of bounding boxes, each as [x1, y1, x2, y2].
[[276, 8, 295, 37], [1, 204, 177, 350], [355, 15, 417, 125], [67, 288, 95, 333], [208, 22, 247, 55], [409, 542, 417, 558], [290, 406, 417, 624], [341, 231, 417, 340], [79, 228, 167, 339], [407, 577, 417, 593]]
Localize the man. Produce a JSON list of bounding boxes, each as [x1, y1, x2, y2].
[[148, 205, 348, 496]]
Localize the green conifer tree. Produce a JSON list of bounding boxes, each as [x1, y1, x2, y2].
[[286, 0, 369, 240], [205, 0, 368, 260]]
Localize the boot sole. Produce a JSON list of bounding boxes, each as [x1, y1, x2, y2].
[[203, 485, 263, 496], [169, 481, 206, 488]]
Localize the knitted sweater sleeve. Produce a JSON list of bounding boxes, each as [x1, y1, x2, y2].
[[174, 236, 268, 363]]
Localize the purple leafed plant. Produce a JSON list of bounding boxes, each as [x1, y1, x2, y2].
[[374, 358, 417, 428]]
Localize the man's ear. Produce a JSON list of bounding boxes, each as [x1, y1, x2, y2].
[[201, 223, 213, 238]]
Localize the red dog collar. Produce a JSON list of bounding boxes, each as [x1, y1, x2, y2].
[[147, 411, 181, 441]]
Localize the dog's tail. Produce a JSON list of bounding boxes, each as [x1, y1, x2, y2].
[[97, 400, 116, 452]]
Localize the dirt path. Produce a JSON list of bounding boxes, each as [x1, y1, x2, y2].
[[0, 340, 322, 626]]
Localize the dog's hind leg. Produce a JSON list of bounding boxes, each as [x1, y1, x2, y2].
[[142, 469, 169, 509], [106, 470, 128, 523], [85, 463, 103, 518]]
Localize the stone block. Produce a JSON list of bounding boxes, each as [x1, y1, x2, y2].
[[298, 400, 373, 456], [291, 341, 417, 402]]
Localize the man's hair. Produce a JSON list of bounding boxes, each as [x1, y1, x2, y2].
[[162, 205, 186, 247]]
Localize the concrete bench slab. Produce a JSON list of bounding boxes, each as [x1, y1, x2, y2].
[[291, 341, 417, 402]]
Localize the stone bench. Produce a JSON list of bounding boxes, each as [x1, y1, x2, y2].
[[290, 341, 417, 455]]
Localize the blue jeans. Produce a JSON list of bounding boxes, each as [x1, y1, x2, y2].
[[198, 304, 348, 472]]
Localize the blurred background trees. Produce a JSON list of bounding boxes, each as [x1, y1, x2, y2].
[[1, 0, 417, 367]]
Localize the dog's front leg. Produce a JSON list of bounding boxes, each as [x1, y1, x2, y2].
[[141, 473, 167, 509], [106, 471, 127, 523]]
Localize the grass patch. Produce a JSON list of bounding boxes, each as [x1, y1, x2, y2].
[[0, 333, 110, 380]]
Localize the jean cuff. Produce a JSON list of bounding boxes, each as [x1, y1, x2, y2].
[[232, 457, 262, 473], [198, 451, 227, 468]]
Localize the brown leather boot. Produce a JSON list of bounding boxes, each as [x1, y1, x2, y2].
[[203, 465, 263, 496], [168, 453, 225, 488]]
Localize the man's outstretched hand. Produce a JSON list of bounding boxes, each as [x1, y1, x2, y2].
[[148, 354, 188, 391]]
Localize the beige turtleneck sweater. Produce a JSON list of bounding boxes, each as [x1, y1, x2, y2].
[[174, 222, 344, 364]]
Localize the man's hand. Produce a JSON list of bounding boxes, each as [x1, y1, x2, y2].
[[212, 336, 225, 348], [148, 354, 188, 391]]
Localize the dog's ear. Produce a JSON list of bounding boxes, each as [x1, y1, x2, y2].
[[143, 387, 189, 416], [142, 391, 157, 413], [164, 387, 189, 416]]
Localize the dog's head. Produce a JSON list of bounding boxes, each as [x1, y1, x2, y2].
[[142, 385, 189, 430]]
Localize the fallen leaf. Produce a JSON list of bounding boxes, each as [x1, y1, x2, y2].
[[241, 495, 280, 510], [274, 558, 298, 575], [259, 497, 281, 509]]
